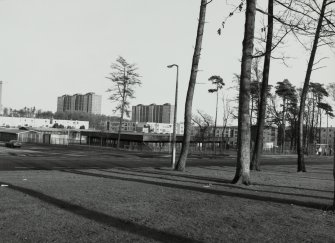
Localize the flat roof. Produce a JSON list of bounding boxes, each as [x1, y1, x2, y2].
[[80, 130, 184, 142]]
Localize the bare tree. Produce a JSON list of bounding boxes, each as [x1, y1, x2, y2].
[[297, 0, 335, 172], [106, 56, 141, 149], [192, 110, 214, 146], [175, 0, 211, 171], [221, 96, 235, 149], [327, 83, 335, 100], [231, 0, 257, 185], [251, 0, 273, 171], [251, 0, 313, 170]]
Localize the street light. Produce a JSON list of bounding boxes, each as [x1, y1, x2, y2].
[[167, 64, 179, 169]]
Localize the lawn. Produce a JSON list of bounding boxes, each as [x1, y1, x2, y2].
[[0, 154, 334, 243]]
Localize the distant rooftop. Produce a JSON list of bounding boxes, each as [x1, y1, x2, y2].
[[134, 103, 172, 107], [60, 92, 99, 97]]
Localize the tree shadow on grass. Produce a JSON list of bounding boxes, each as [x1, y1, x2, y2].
[[253, 171, 334, 182], [98, 169, 222, 186], [0, 181, 200, 243], [62, 169, 332, 210], [123, 167, 232, 184], [98, 169, 332, 201], [115, 167, 333, 194], [196, 166, 235, 172]]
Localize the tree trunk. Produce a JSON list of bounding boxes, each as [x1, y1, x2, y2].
[[213, 89, 219, 153], [117, 99, 125, 149], [319, 109, 322, 144], [282, 99, 286, 153], [310, 94, 315, 145], [251, 0, 273, 171], [231, 0, 257, 185], [315, 103, 320, 144], [175, 0, 207, 171], [117, 69, 127, 149], [326, 114, 329, 146], [305, 100, 310, 154], [250, 96, 254, 127], [297, 0, 327, 172]]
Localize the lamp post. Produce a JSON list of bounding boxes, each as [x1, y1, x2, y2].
[[167, 64, 179, 169]]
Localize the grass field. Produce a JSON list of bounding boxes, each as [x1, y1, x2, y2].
[[0, 145, 334, 242]]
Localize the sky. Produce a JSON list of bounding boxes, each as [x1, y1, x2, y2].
[[0, 0, 334, 126]]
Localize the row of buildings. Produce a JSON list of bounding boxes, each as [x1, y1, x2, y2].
[[56, 94, 176, 125], [106, 120, 278, 149], [1, 99, 278, 148]]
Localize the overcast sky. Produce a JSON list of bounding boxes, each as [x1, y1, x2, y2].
[[0, 0, 334, 125]]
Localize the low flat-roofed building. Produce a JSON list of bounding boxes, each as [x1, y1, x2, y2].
[[0, 127, 89, 145], [0, 116, 89, 129]]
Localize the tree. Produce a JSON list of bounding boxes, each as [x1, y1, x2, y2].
[[106, 56, 141, 149], [248, 0, 300, 170], [52, 123, 64, 129], [231, 0, 257, 185], [3, 107, 9, 116], [175, 0, 210, 171], [192, 110, 214, 146], [208, 75, 225, 140], [275, 79, 297, 153], [36, 110, 54, 119], [317, 102, 333, 144], [250, 80, 260, 125], [221, 97, 235, 149], [286, 95, 299, 150], [251, 0, 273, 171], [327, 83, 335, 101], [308, 82, 328, 146], [297, 0, 335, 172]]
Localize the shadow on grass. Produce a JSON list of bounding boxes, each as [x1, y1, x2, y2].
[[0, 181, 200, 243], [62, 169, 331, 210], [97, 169, 332, 201], [116, 167, 333, 194], [252, 171, 334, 182], [98, 169, 224, 186]]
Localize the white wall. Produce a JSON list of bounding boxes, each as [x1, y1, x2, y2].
[[0, 116, 89, 129]]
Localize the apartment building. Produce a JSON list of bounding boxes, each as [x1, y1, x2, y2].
[[131, 103, 174, 124], [57, 92, 102, 115]]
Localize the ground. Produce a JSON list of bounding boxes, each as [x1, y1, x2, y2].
[[0, 144, 334, 242]]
